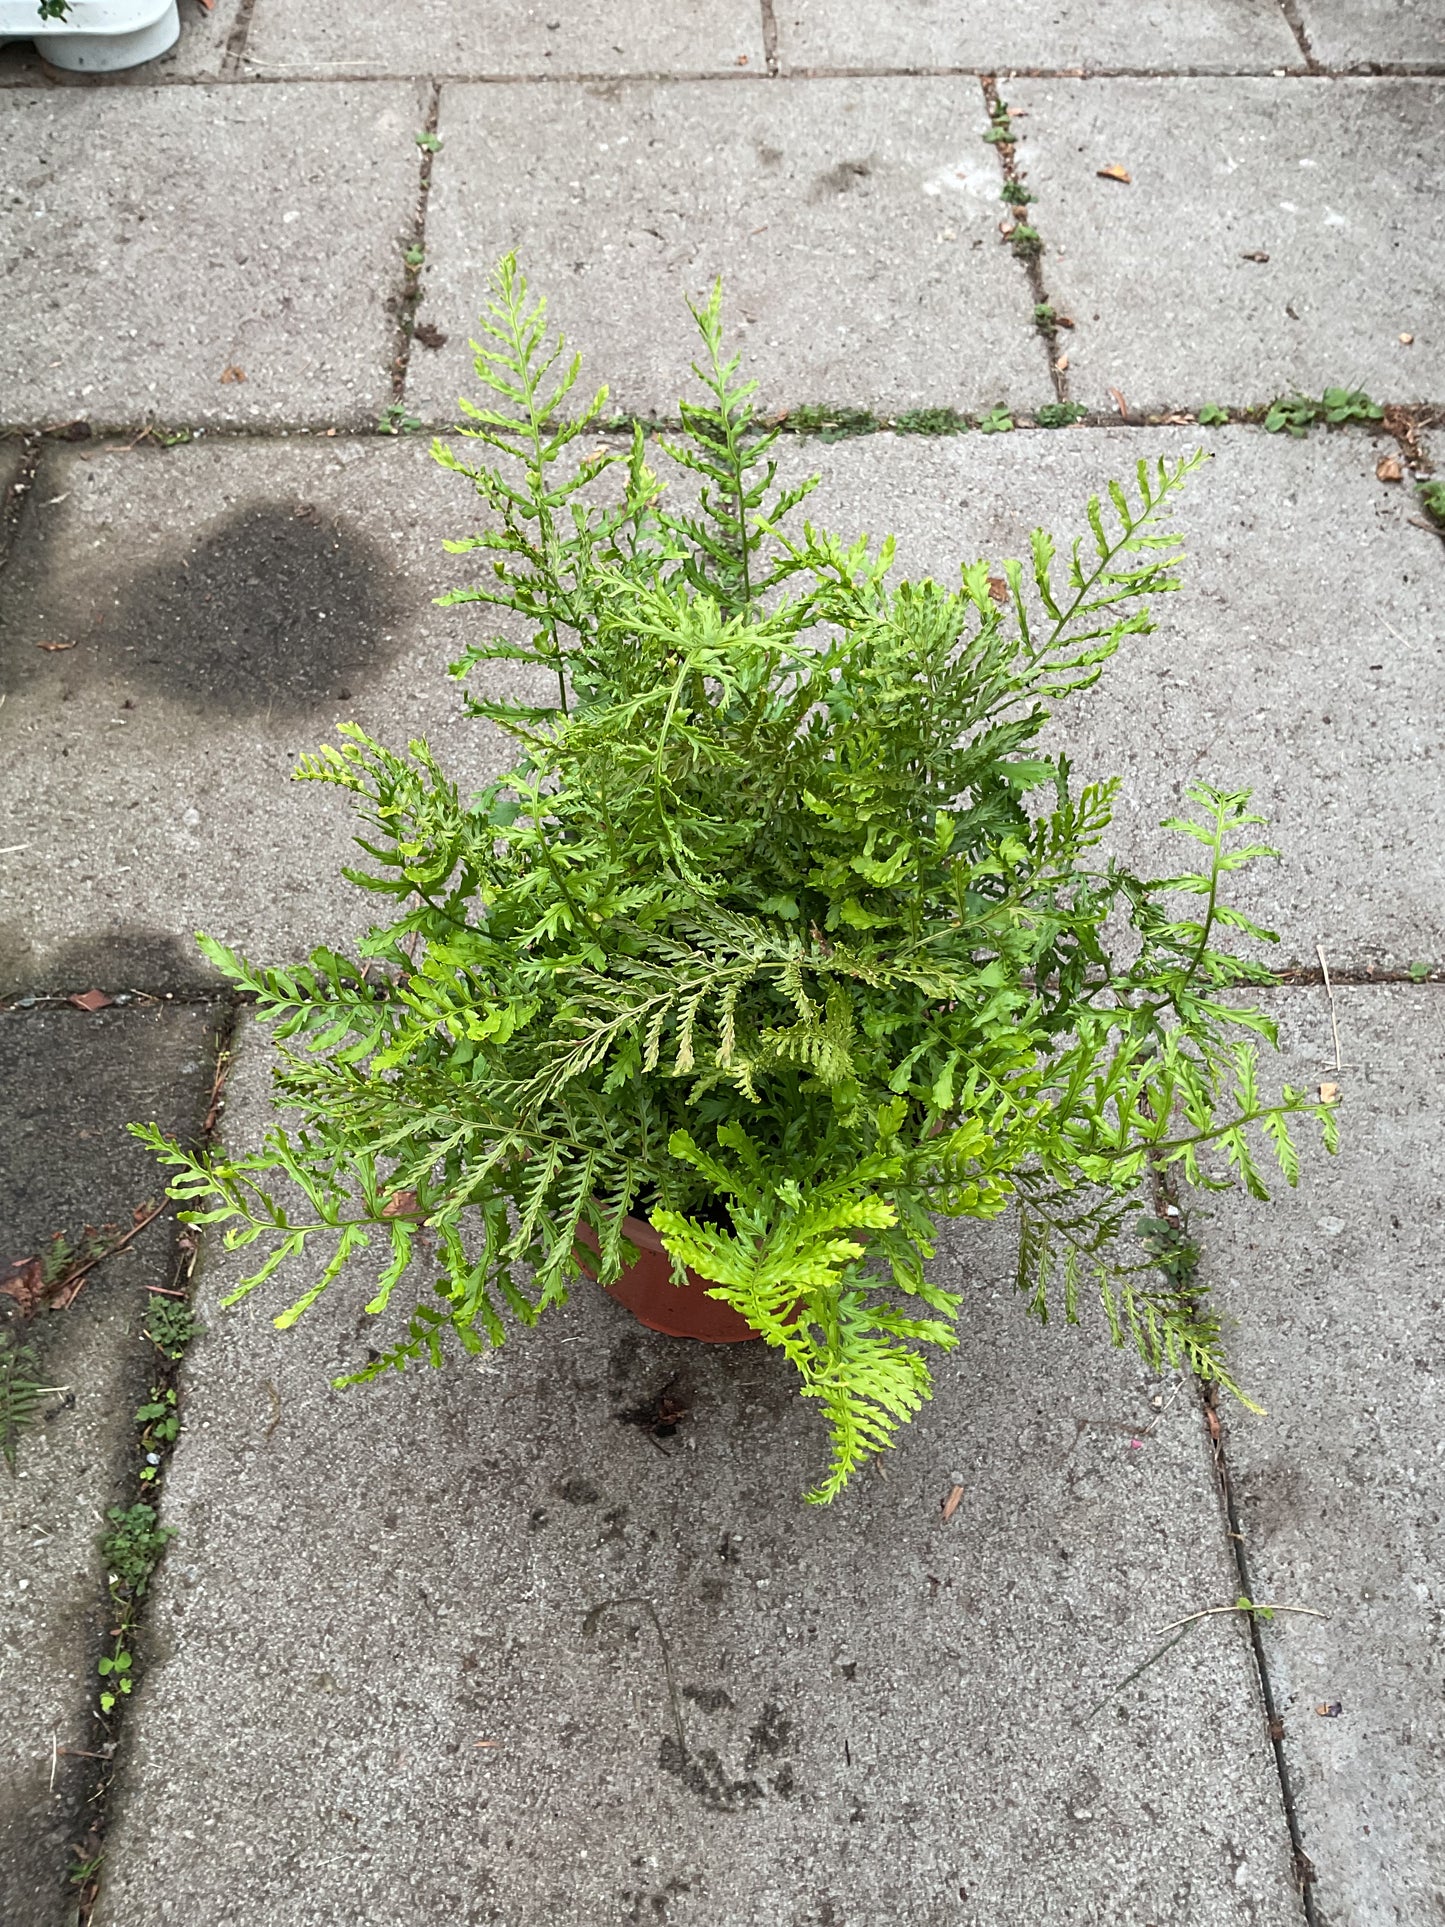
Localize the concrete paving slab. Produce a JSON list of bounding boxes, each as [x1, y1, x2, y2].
[[1009, 78, 1444, 412], [1199, 986, 1445, 1925], [93, 1021, 1299, 1927], [0, 82, 426, 429], [772, 0, 1300, 75], [1296, 0, 1445, 71], [243, 0, 763, 78], [3, 425, 1440, 991], [0, 0, 240, 82], [409, 77, 1046, 421], [0, 433, 519, 993], [0, 999, 222, 1927], [790, 424, 1445, 972]]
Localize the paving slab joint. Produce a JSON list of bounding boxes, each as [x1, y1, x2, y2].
[[57, 1001, 241, 1927], [390, 80, 443, 419], [219, 0, 257, 79], [759, 0, 778, 77], [0, 432, 43, 577], [1149, 1164, 1320, 1926], [979, 76, 1068, 405], [1275, 0, 1323, 74]]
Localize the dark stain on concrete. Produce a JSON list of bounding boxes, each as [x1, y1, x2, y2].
[[0, 926, 213, 1000], [809, 157, 874, 201], [5, 499, 406, 718]]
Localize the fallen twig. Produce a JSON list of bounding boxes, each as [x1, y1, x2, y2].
[[1151, 1601, 1327, 1639], [50, 1202, 168, 1310]]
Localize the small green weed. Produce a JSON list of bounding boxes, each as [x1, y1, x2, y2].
[[786, 405, 878, 442], [982, 103, 1015, 146], [1002, 181, 1035, 206], [1418, 479, 1445, 529], [1009, 224, 1043, 261], [1137, 1210, 1202, 1287], [378, 402, 423, 435], [403, 242, 426, 269], [1036, 402, 1087, 429], [1033, 302, 1057, 335], [1408, 960, 1432, 982], [98, 1501, 175, 1711], [1197, 403, 1230, 426], [892, 407, 969, 436], [144, 1298, 204, 1359], [414, 131, 442, 154], [1264, 387, 1383, 438], [978, 406, 1014, 434]]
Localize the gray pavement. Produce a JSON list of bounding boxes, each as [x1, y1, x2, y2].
[[2, 7, 1443, 1925], [772, 0, 1302, 73], [1012, 77, 1444, 412], [96, 1025, 1300, 1927], [411, 76, 1042, 422], [1205, 987, 1445, 1924], [0, 999, 221, 1926], [2, 426, 1438, 991]]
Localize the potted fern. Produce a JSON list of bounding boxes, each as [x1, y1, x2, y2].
[[140, 258, 1336, 1502]]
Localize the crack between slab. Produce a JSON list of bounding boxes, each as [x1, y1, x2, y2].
[[1276, 0, 1323, 73], [4, 63, 1442, 90], [1198, 1376, 1321, 1922], [39, 997, 241, 1927], [219, 0, 259, 79], [980, 75, 1067, 408], [759, 0, 779, 77], [0, 432, 42, 579], [389, 80, 443, 414]]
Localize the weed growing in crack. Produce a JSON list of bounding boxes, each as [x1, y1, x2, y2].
[[1009, 224, 1043, 261], [378, 402, 423, 435], [1197, 403, 1230, 426], [978, 405, 1014, 433], [785, 405, 877, 442], [144, 1299, 205, 1359], [893, 407, 969, 435], [97, 1501, 175, 1712], [1263, 387, 1383, 437], [1417, 479, 1445, 530], [1036, 402, 1087, 429], [1033, 302, 1057, 338], [1002, 181, 1035, 207]]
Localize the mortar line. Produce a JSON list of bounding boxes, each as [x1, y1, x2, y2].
[[219, 0, 259, 79], [389, 79, 443, 412], [0, 432, 43, 578], [57, 995, 242, 1927], [1200, 1378, 1322, 1920], [759, 0, 779, 76], [1276, 0, 1323, 73], [980, 74, 1067, 405], [2, 63, 1442, 90]]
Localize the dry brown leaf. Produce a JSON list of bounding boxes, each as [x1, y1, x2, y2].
[[1375, 455, 1403, 483], [1054, 354, 1070, 373], [0, 1258, 46, 1317], [986, 575, 1010, 605], [1096, 164, 1132, 184], [67, 990, 114, 1013], [1318, 1081, 1339, 1103], [1056, 314, 1075, 329], [381, 1189, 421, 1218], [219, 365, 246, 385], [1315, 1701, 1343, 1718], [1108, 387, 1129, 418], [941, 1483, 965, 1522], [35, 640, 76, 652]]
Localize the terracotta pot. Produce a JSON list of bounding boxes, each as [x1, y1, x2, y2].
[[575, 1214, 759, 1343]]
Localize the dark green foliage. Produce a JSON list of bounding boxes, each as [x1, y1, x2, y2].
[[1033, 303, 1057, 335], [893, 408, 969, 436], [1197, 403, 1230, 426], [144, 1298, 204, 1358], [1264, 388, 1383, 437], [137, 258, 1337, 1502], [101, 1503, 174, 1598], [1, 1332, 48, 1474], [787, 405, 878, 443], [1036, 402, 1088, 429], [1418, 479, 1445, 530], [1002, 182, 1035, 206], [978, 406, 1014, 434], [1009, 224, 1043, 260]]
